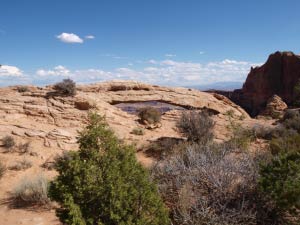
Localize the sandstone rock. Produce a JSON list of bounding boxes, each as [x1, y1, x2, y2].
[[47, 129, 72, 140], [260, 95, 287, 118], [25, 130, 46, 138]]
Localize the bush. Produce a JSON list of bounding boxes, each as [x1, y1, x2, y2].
[[252, 124, 274, 140], [259, 151, 300, 221], [49, 113, 170, 225], [2, 135, 15, 150], [131, 127, 145, 135], [53, 78, 76, 96], [138, 107, 161, 124], [17, 86, 29, 92], [144, 137, 184, 159], [282, 109, 300, 121], [10, 158, 32, 171], [152, 142, 275, 225], [269, 132, 300, 155], [282, 116, 300, 133], [12, 174, 49, 206], [0, 161, 6, 179], [227, 120, 255, 150], [18, 142, 30, 154], [177, 110, 214, 144]]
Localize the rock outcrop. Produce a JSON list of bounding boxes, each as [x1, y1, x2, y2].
[[0, 81, 249, 150], [260, 95, 287, 118], [228, 51, 300, 116]]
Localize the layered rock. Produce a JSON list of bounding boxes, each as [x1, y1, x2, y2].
[[228, 51, 300, 116], [0, 81, 249, 150], [260, 95, 287, 118]]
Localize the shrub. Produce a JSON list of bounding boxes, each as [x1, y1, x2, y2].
[[0, 161, 6, 179], [282, 109, 300, 121], [282, 116, 300, 133], [18, 142, 30, 154], [131, 127, 145, 135], [2, 135, 15, 150], [151, 142, 275, 225], [144, 137, 184, 159], [227, 120, 255, 150], [10, 158, 32, 171], [259, 151, 300, 220], [49, 113, 170, 225], [53, 78, 76, 96], [17, 86, 29, 92], [12, 174, 49, 206], [252, 124, 274, 140], [270, 133, 300, 155], [138, 107, 161, 124], [177, 110, 214, 144]]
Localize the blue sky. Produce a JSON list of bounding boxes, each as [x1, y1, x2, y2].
[[1, 0, 300, 87]]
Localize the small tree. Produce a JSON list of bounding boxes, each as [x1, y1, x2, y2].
[[49, 113, 169, 225], [138, 107, 161, 124], [2, 135, 15, 150], [259, 152, 300, 217], [53, 78, 76, 96], [177, 110, 215, 144]]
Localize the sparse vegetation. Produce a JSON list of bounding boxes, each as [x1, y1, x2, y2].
[[12, 174, 49, 206], [10, 158, 32, 171], [259, 151, 300, 222], [49, 113, 170, 225], [281, 109, 300, 132], [2, 135, 16, 150], [227, 118, 255, 149], [131, 127, 145, 135], [18, 142, 30, 154], [17, 86, 29, 92], [177, 110, 214, 144], [144, 137, 183, 159], [138, 107, 161, 124], [152, 142, 275, 225], [0, 161, 6, 179], [53, 78, 76, 96]]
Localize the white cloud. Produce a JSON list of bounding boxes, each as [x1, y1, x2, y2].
[[36, 65, 70, 76], [34, 59, 262, 86], [56, 33, 83, 43], [165, 54, 176, 57], [85, 35, 95, 39], [199, 51, 205, 55], [0, 65, 23, 77]]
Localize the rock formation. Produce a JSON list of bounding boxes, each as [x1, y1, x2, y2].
[[260, 95, 287, 118], [227, 51, 300, 116]]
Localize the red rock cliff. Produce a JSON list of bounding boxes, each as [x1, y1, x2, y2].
[[231, 51, 300, 116]]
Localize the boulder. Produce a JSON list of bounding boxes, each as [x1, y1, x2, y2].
[[260, 95, 287, 118]]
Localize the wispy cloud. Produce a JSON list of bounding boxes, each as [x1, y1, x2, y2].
[[165, 54, 176, 57], [199, 51, 205, 55], [36, 65, 70, 76], [85, 35, 95, 39], [0, 65, 23, 77], [148, 59, 158, 64], [56, 33, 83, 43]]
